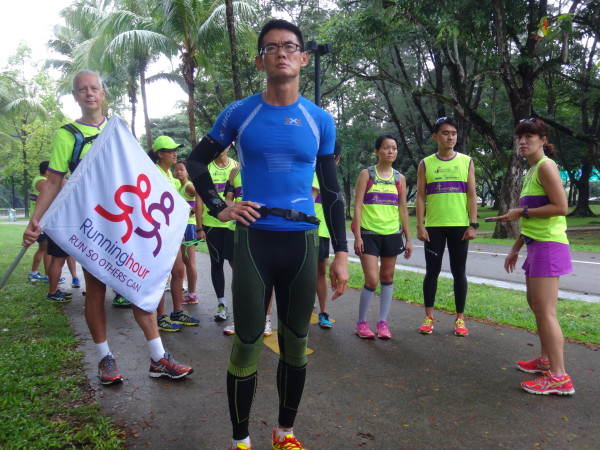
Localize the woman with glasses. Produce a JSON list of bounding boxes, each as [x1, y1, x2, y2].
[[416, 116, 478, 336], [353, 134, 412, 339], [148, 137, 200, 332], [489, 118, 574, 395]]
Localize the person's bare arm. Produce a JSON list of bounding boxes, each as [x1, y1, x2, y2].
[[23, 172, 65, 246], [462, 159, 478, 240], [353, 169, 369, 256], [415, 161, 429, 242], [398, 174, 412, 259]]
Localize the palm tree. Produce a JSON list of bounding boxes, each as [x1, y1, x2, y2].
[[0, 68, 50, 216], [158, 0, 257, 145], [98, 1, 178, 149]]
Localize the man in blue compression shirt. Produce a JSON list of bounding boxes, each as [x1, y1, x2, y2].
[[187, 19, 348, 450]]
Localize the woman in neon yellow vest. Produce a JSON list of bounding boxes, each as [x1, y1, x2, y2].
[[27, 160, 51, 283], [491, 118, 574, 396], [149, 136, 199, 332], [353, 135, 412, 339], [196, 146, 238, 323], [174, 160, 200, 306]]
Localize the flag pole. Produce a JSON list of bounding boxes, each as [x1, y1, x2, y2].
[[0, 246, 28, 290]]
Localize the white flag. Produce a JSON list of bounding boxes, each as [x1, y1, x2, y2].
[[40, 116, 189, 312]]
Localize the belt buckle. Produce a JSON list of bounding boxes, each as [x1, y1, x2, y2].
[[287, 209, 301, 221], [259, 206, 269, 218]]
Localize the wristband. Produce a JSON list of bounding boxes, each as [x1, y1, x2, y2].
[[522, 205, 529, 219]]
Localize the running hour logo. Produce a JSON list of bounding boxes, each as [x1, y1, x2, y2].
[[94, 174, 174, 257]]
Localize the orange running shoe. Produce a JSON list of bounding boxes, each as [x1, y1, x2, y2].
[[98, 354, 123, 385], [272, 428, 305, 450], [521, 372, 575, 395]]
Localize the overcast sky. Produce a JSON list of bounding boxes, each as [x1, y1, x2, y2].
[[1, 0, 185, 127]]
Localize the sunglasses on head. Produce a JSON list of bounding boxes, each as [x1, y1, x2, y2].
[[519, 118, 537, 123], [435, 116, 449, 125]]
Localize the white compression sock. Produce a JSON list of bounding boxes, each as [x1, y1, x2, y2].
[[147, 337, 166, 362], [232, 436, 251, 447], [95, 341, 111, 361]]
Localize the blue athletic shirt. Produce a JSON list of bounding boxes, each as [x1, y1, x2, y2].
[[208, 93, 336, 231]]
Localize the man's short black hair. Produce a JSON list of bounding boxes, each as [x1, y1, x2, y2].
[[257, 19, 304, 55], [433, 116, 458, 134], [39, 160, 49, 174]]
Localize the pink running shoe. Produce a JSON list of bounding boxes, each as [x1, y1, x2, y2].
[[521, 372, 575, 395], [355, 321, 375, 339], [375, 320, 391, 339], [517, 357, 550, 374], [182, 293, 198, 305], [418, 316, 434, 334], [454, 318, 469, 337]]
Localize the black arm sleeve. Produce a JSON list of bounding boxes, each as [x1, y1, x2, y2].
[[186, 135, 228, 218], [316, 154, 348, 253]]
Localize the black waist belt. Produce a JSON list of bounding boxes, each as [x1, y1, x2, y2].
[[258, 206, 320, 226]]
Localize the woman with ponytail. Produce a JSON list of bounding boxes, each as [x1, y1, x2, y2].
[[490, 118, 574, 395]]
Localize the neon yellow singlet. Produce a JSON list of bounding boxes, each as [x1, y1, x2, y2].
[[519, 156, 568, 244], [49, 119, 107, 174], [155, 164, 181, 190], [201, 159, 237, 228], [178, 181, 196, 225], [29, 175, 46, 215], [228, 170, 242, 231], [312, 174, 330, 239], [361, 167, 401, 235], [423, 152, 471, 227]]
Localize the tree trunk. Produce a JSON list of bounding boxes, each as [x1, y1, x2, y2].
[[494, 151, 524, 238], [182, 51, 197, 146], [139, 66, 152, 152], [569, 159, 597, 216], [225, 0, 243, 101], [128, 80, 138, 138], [21, 137, 29, 217], [344, 174, 352, 220]]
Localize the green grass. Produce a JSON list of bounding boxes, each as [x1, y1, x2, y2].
[[0, 225, 123, 448], [346, 262, 600, 345], [0, 220, 598, 448], [346, 205, 600, 252], [198, 232, 600, 345]]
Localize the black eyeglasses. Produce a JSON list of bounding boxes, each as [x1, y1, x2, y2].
[[260, 43, 302, 55], [435, 116, 449, 125], [519, 118, 537, 123]]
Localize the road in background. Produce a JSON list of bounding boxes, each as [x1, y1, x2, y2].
[[345, 233, 600, 302]]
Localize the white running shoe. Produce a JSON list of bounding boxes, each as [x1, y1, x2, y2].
[[264, 315, 273, 336], [214, 303, 228, 321]]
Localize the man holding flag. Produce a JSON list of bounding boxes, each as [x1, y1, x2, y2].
[[22, 70, 193, 385]]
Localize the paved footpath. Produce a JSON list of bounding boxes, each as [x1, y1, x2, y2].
[[61, 252, 600, 449]]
